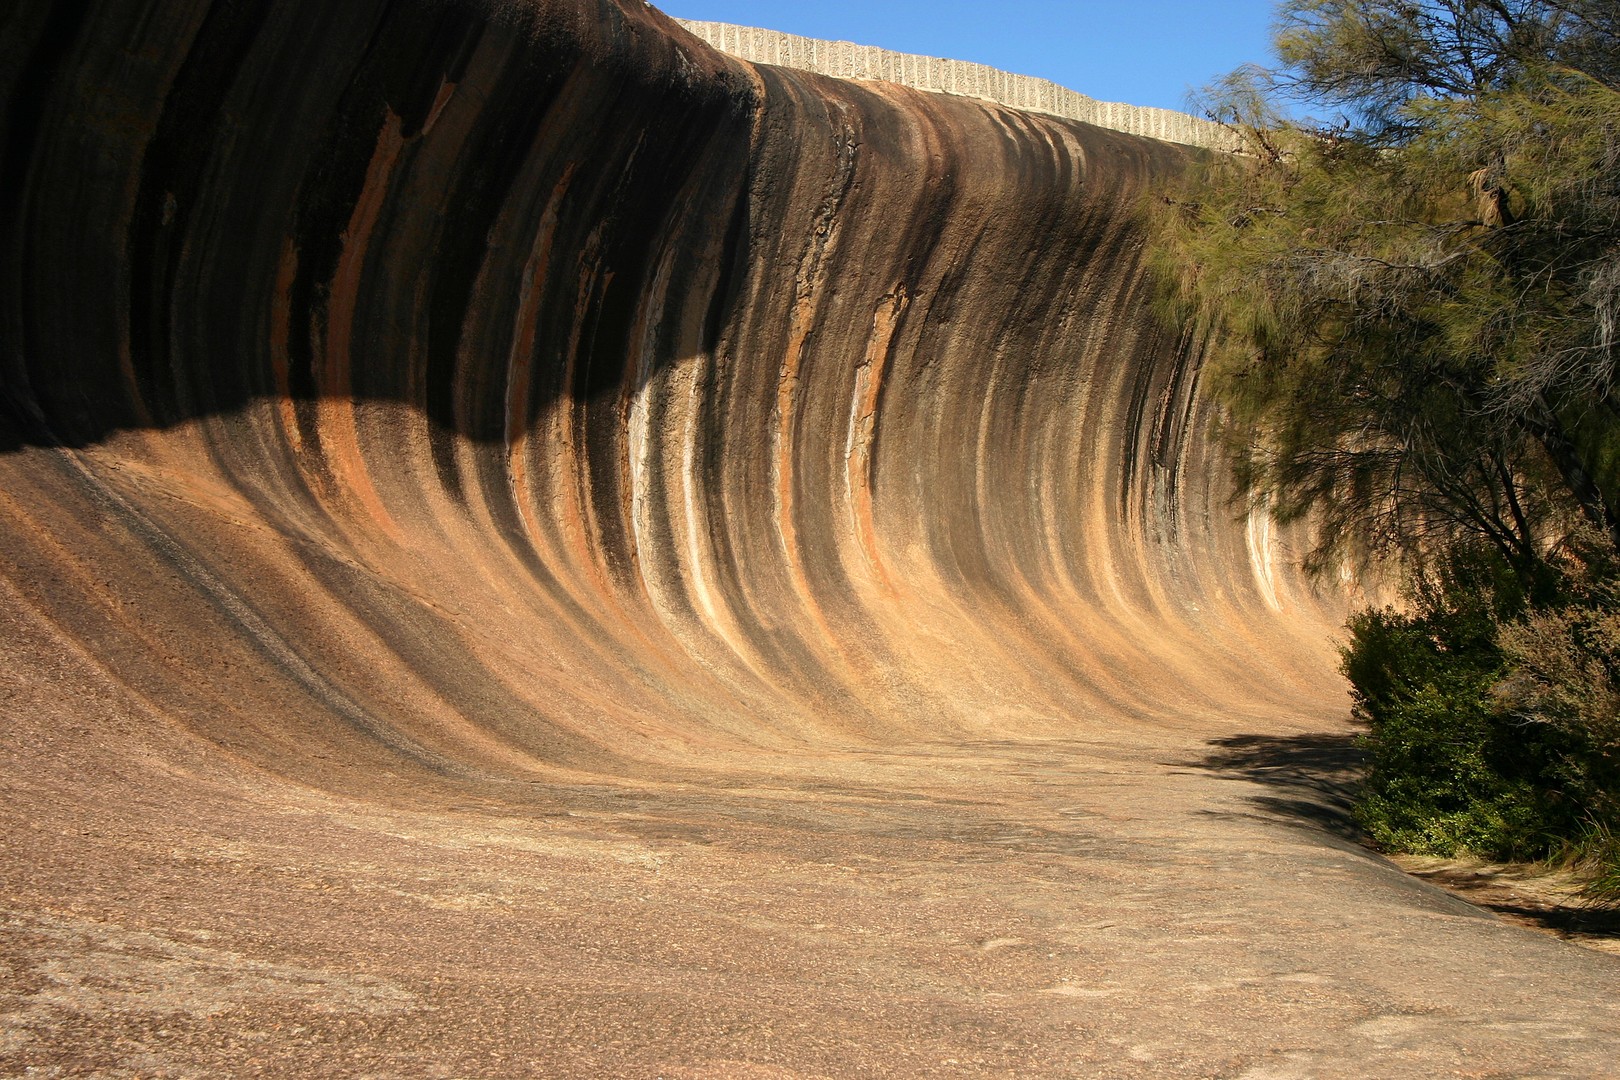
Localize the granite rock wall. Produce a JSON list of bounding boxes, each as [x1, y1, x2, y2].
[[0, 0, 1337, 787]]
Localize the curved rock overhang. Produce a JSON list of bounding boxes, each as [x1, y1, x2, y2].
[[0, 0, 1344, 787], [17, 5, 1620, 1076]]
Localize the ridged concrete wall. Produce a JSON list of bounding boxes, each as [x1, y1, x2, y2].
[[676, 20, 1233, 149]]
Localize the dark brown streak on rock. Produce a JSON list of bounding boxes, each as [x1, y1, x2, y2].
[[0, 0, 95, 447]]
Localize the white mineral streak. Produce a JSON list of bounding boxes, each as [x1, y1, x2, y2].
[[675, 21, 1234, 150], [1246, 500, 1284, 614]]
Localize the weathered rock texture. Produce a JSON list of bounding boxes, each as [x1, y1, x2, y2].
[[677, 20, 1235, 148], [2, 1, 1616, 1075], [0, 0, 1329, 777]]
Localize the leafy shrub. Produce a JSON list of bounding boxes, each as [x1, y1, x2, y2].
[[1494, 579, 1620, 897], [1496, 583, 1620, 770], [1346, 554, 1544, 857], [1343, 544, 1620, 901]]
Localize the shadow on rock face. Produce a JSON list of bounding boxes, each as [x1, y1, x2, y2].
[[1184, 731, 1368, 843], [0, 0, 1351, 792], [1192, 731, 1620, 948], [1401, 860, 1620, 943]]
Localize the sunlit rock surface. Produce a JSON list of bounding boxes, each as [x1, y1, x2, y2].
[[0, 0, 1339, 779], [2, 1, 1615, 1074]]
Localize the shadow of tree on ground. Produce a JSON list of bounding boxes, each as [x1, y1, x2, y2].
[[1187, 731, 1367, 843], [1187, 730, 1620, 949], [1396, 860, 1620, 948]]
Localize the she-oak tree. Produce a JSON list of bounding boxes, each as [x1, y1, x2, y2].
[[1154, 1, 1620, 886], [1154, 0, 1620, 579]]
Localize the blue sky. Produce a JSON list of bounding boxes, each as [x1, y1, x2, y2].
[[656, 1, 1283, 114]]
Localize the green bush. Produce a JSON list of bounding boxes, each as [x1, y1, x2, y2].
[[1348, 624, 1539, 856], [1495, 578, 1620, 899], [1343, 547, 1607, 866], [1496, 583, 1620, 792]]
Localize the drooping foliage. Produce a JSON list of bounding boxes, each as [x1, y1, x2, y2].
[[1152, 0, 1620, 891], [1155, 0, 1620, 577]]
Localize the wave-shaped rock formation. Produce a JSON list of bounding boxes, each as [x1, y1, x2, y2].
[[1, 0, 1332, 781], [3, 1, 1617, 1075], [677, 21, 1233, 148]]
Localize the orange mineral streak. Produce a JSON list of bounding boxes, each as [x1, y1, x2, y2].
[[314, 111, 408, 543]]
